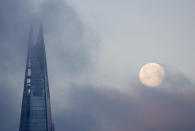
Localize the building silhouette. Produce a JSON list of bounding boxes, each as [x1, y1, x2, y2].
[[19, 26, 54, 131]]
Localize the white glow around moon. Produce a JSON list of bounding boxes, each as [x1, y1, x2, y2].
[[139, 63, 165, 87]]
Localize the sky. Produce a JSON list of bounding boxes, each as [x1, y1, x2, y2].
[[66, 0, 195, 87], [0, 0, 195, 131]]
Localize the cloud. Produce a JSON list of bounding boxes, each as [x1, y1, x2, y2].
[[0, 0, 97, 130], [0, 0, 195, 131], [0, 1, 31, 129], [54, 72, 195, 131], [0, 82, 19, 130]]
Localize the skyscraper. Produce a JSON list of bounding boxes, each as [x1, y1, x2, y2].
[[19, 26, 54, 131]]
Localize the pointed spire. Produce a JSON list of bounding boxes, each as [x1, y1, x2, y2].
[[20, 23, 54, 131], [27, 26, 34, 52], [26, 26, 34, 68], [36, 23, 44, 46]]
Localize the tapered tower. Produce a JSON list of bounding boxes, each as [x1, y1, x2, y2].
[[19, 26, 54, 131]]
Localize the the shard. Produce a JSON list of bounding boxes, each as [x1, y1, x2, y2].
[[19, 26, 54, 131]]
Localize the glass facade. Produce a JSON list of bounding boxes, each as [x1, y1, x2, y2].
[[19, 27, 54, 131]]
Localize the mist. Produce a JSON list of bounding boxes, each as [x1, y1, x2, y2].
[[0, 0, 195, 131]]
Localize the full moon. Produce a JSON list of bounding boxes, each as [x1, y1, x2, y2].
[[139, 63, 165, 87]]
